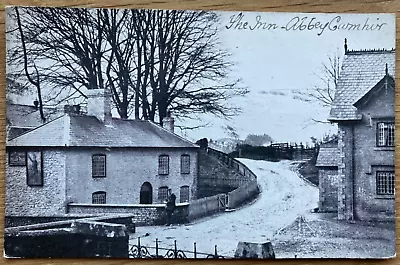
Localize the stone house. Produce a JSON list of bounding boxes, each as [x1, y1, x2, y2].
[[6, 89, 199, 218], [328, 44, 395, 221]]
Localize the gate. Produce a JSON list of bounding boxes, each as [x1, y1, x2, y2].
[[129, 237, 228, 258], [218, 194, 227, 210]]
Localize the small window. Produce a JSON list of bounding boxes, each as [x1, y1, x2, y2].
[[92, 154, 106, 178], [158, 155, 169, 175], [27, 152, 43, 186], [180, 186, 190, 203], [92, 191, 106, 204], [158, 186, 169, 203], [377, 122, 395, 147], [9, 151, 26, 166], [376, 171, 395, 195], [181, 155, 190, 174]]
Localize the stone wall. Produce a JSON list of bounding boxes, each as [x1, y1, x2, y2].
[[6, 150, 67, 216], [337, 83, 395, 221], [318, 168, 339, 212], [68, 203, 189, 225], [5, 220, 128, 258], [351, 87, 395, 221], [227, 179, 259, 209], [198, 148, 256, 198], [188, 194, 225, 221], [65, 147, 198, 205], [337, 124, 354, 220]]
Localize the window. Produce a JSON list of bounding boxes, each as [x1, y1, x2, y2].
[[9, 151, 26, 166], [92, 154, 106, 178], [180, 186, 190, 203], [158, 155, 169, 175], [27, 152, 43, 186], [376, 171, 395, 195], [92, 191, 106, 204], [377, 122, 395, 147], [181, 155, 190, 174], [158, 186, 169, 202]]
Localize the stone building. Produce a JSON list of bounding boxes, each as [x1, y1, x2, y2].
[[328, 43, 395, 221], [316, 146, 339, 212], [6, 89, 199, 218]]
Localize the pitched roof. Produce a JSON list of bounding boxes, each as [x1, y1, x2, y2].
[[315, 147, 339, 167], [7, 114, 198, 148], [328, 49, 395, 121], [6, 102, 61, 128]]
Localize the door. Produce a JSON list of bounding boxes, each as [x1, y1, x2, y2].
[[140, 182, 153, 204]]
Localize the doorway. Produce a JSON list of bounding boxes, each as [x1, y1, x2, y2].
[[140, 182, 153, 204]]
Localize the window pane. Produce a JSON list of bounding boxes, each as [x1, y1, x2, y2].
[[27, 152, 43, 186], [376, 172, 395, 195], [181, 155, 190, 174], [92, 155, 106, 177], [92, 191, 106, 204], [180, 186, 190, 202], [9, 151, 26, 166], [158, 186, 169, 202], [158, 155, 169, 175], [377, 122, 395, 147]]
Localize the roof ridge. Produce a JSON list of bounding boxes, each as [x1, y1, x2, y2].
[[345, 48, 395, 55]]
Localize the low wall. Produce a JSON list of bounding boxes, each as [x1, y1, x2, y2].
[[68, 203, 189, 226], [227, 180, 260, 209], [188, 194, 226, 221], [5, 220, 128, 258]]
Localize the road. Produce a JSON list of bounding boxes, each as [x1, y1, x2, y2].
[[130, 159, 318, 257]]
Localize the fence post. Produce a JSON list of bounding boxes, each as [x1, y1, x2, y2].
[[137, 237, 141, 258], [194, 242, 197, 259], [156, 238, 159, 257], [214, 245, 218, 258], [174, 240, 178, 259]]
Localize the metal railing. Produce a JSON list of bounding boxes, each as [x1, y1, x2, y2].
[[129, 237, 228, 259]]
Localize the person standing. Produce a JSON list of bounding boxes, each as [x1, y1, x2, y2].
[[165, 192, 176, 226]]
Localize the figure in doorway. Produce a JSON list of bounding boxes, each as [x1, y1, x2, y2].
[[165, 190, 176, 226]]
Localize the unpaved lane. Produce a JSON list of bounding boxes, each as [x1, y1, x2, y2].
[[130, 159, 318, 257]]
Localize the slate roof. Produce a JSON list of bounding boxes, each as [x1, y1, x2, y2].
[[328, 49, 395, 121], [315, 147, 339, 167], [7, 114, 198, 148], [6, 102, 60, 128]]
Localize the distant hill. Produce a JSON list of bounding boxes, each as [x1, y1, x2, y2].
[[209, 133, 274, 153]]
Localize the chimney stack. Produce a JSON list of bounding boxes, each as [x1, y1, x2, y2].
[[86, 88, 112, 124], [162, 111, 175, 133]]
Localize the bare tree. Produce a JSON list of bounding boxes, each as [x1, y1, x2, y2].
[[293, 51, 341, 107], [7, 7, 247, 125], [14, 7, 45, 122]]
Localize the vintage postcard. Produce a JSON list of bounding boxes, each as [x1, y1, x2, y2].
[[4, 6, 396, 259]]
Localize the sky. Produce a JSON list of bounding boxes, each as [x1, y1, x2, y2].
[[7, 10, 396, 144], [178, 12, 396, 144]]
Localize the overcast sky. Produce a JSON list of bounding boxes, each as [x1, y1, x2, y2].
[[179, 12, 396, 144], [7, 10, 395, 144]]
